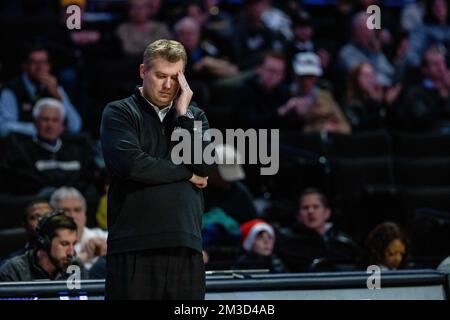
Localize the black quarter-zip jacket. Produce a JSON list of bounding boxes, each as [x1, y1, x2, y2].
[[100, 87, 215, 254]]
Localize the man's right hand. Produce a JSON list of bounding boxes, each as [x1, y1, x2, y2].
[[189, 174, 208, 189], [37, 72, 62, 100]]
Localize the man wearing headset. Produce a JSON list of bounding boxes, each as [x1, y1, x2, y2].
[[0, 212, 87, 281]]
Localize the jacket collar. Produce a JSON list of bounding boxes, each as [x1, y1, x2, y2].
[[133, 86, 176, 121]]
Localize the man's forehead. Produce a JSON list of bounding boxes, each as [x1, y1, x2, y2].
[[29, 50, 49, 61], [55, 228, 78, 239], [39, 107, 63, 118], [151, 58, 183, 74], [59, 197, 84, 206], [30, 203, 52, 211]]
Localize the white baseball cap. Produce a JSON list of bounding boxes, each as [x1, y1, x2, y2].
[[214, 144, 246, 182], [293, 52, 323, 77]]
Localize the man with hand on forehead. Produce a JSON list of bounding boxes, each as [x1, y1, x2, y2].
[[101, 39, 215, 300]]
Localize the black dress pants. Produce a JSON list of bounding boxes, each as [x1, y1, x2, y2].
[[105, 247, 205, 300]]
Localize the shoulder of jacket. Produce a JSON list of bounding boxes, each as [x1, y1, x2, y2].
[[105, 96, 144, 118]]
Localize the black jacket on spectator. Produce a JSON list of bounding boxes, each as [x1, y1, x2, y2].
[[343, 98, 388, 131], [0, 249, 87, 282], [100, 87, 215, 255], [400, 85, 450, 132], [1, 133, 97, 195], [232, 20, 285, 70], [236, 74, 290, 129], [274, 223, 361, 272]]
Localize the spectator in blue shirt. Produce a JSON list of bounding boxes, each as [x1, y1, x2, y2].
[[0, 43, 82, 137]]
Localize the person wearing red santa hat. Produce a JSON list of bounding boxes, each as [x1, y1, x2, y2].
[[234, 219, 286, 273]]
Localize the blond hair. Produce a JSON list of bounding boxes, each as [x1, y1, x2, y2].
[[143, 39, 187, 70]]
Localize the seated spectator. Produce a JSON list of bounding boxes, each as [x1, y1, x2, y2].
[[406, 0, 450, 67], [288, 11, 314, 55], [237, 51, 290, 129], [365, 222, 409, 271], [399, 45, 450, 132], [231, 0, 286, 70], [174, 16, 239, 82], [0, 212, 87, 281], [234, 219, 286, 273], [1, 98, 98, 200], [259, 0, 293, 42], [184, 0, 236, 58], [50, 187, 107, 270], [201, 206, 242, 270], [278, 52, 351, 133], [400, 0, 425, 33], [202, 207, 241, 249], [275, 188, 361, 272], [0, 44, 82, 137], [287, 10, 331, 75], [54, 0, 120, 58], [203, 144, 257, 224], [15, 200, 53, 253], [343, 62, 402, 131], [0, 200, 53, 264], [116, 0, 172, 57], [337, 11, 394, 86]]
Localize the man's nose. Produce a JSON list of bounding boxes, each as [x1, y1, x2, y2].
[[65, 210, 74, 217], [68, 245, 75, 256], [163, 78, 171, 89]]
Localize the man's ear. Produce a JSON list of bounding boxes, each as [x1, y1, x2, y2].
[[139, 64, 145, 80]]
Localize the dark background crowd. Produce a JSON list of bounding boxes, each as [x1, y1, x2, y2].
[[1, 0, 450, 280]]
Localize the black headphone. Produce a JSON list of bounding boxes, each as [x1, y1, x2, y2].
[[36, 210, 66, 251]]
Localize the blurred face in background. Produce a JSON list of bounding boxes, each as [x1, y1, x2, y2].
[[297, 193, 330, 234], [24, 50, 51, 84], [175, 18, 200, 53], [129, 0, 150, 24], [187, 3, 207, 26], [56, 196, 87, 236], [25, 202, 53, 233], [383, 238, 406, 269], [432, 0, 448, 25], [423, 49, 448, 82], [252, 231, 274, 256], [35, 106, 65, 141], [352, 14, 375, 48], [293, 24, 313, 42], [258, 56, 286, 91], [297, 75, 317, 96], [246, 0, 268, 24], [147, 0, 162, 18]]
